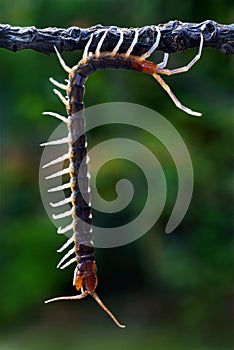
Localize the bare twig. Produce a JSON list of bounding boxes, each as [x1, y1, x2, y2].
[[0, 20, 233, 56]]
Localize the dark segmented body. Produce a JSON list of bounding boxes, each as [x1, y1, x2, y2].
[[66, 71, 96, 292], [66, 53, 152, 294], [43, 52, 155, 328]]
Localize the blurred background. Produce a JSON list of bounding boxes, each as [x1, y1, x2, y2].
[[0, 1, 233, 349]]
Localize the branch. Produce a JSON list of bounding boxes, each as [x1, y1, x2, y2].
[[0, 20, 233, 56]]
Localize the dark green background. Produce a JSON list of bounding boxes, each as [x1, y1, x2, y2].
[[1, 1, 233, 349]]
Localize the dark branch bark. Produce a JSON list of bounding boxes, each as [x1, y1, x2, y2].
[[0, 20, 233, 56]]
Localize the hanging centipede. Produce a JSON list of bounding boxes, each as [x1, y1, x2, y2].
[[41, 25, 205, 328]]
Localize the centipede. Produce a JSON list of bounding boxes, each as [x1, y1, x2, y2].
[[41, 25, 205, 328]]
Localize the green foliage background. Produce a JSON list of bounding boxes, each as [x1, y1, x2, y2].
[[0, 1, 233, 349]]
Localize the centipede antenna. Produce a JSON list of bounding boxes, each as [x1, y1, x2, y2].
[[124, 28, 138, 58], [91, 292, 126, 329], [139, 26, 161, 60], [54, 46, 71, 73], [45, 291, 89, 304]]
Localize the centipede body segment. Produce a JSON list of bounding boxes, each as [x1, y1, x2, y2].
[[41, 25, 205, 328]]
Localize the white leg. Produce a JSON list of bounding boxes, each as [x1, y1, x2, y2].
[[50, 196, 72, 208], [59, 257, 76, 270], [156, 33, 204, 76], [153, 72, 202, 117], [40, 137, 68, 146], [57, 222, 73, 234], [45, 167, 70, 179], [95, 29, 109, 58], [53, 89, 69, 107], [48, 182, 71, 193], [57, 247, 75, 269], [52, 209, 73, 220], [42, 111, 68, 123], [124, 28, 138, 58], [57, 234, 74, 252], [81, 33, 94, 63], [138, 26, 161, 61], [73, 265, 78, 285], [157, 52, 169, 68], [54, 46, 71, 73], [109, 27, 124, 57], [49, 77, 67, 90], [42, 153, 69, 168]]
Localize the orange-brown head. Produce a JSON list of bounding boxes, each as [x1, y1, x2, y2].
[[74, 260, 98, 293]]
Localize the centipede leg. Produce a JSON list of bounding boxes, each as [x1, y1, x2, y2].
[[40, 137, 69, 146], [52, 209, 73, 220], [94, 29, 109, 58], [45, 167, 70, 179], [138, 26, 161, 61], [80, 33, 95, 64], [57, 247, 75, 268], [42, 111, 68, 123], [54, 46, 71, 73], [58, 257, 76, 270], [57, 222, 73, 234], [152, 72, 202, 116], [157, 52, 169, 69], [109, 27, 124, 57], [155, 32, 204, 76], [42, 153, 69, 168], [50, 196, 72, 208], [48, 182, 71, 193], [57, 234, 74, 252], [49, 77, 67, 90], [53, 89, 69, 107], [124, 28, 138, 58]]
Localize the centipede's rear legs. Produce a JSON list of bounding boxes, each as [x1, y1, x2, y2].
[[135, 26, 204, 116], [151, 32, 204, 116], [155, 31, 204, 77]]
